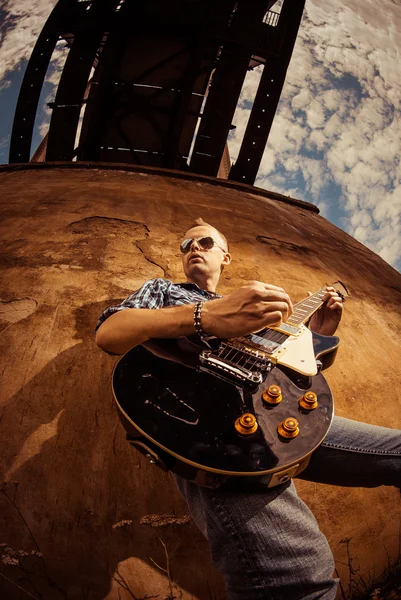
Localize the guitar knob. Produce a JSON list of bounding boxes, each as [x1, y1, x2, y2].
[[278, 417, 299, 439], [235, 413, 258, 435], [299, 391, 318, 410], [262, 385, 282, 405]]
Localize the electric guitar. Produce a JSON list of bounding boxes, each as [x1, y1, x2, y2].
[[112, 282, 349, 488]]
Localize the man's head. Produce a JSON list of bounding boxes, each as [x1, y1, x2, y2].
[[181, 218, 231, 288]]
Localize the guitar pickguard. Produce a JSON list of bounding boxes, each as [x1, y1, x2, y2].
[[234, 325, 321, 376], [275, 326, 318, 376]]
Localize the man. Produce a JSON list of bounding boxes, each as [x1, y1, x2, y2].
[[96, 218, 401, 600]]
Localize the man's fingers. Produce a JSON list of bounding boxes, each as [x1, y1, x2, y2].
[[324, 290, 343, 302], [260, 289, 292, 305], [263, 310, 284, 326], [329, 300, 343, 311], [262, 301, 292, 321], [262, 283, 287, 293], [261, 289, 290, 303], [261, 296, 293, 316], [327, 294, 343, 303], [326, 296, 343, 310]]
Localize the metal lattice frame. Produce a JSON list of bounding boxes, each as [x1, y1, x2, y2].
[[10, 0, 305, 185]]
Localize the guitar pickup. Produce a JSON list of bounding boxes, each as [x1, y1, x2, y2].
[[199, 351, 263, 389]]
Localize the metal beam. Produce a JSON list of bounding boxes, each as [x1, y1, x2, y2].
[[46, 0, 121, 161], [189, 0, 269, 177], [9, 0, 78, 163], [229, 0, 306, 184]]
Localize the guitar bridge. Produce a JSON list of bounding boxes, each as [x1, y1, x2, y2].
[[198, 350, 265, 390]]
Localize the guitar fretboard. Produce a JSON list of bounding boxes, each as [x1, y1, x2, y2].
[[286, 288, 328, 326]]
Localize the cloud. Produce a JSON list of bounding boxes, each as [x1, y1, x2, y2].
[[0, 135, 10, 149], [231, 0, 401, 271], [0, 1, 69, 155], [0, 79, 11, 92], [0, 0, 58, 83], [291, 89, 313, 111]]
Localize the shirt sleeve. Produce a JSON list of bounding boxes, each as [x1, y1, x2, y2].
[[95, 278, 170, 331]]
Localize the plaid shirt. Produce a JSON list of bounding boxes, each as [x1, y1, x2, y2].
[[96, 277, 222, 331]]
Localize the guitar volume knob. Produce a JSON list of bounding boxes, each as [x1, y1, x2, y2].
[[299, 391, 318, 410], [278, 417, 300, 439], [235, 413, 258, 435], [262, 385, 282, 405]]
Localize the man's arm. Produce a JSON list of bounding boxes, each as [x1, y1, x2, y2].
[[95, 304, 198, 355], [96, 281, 293, 355]]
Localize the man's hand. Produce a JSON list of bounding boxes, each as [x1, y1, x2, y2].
[[309, 286, 343, 336], [201, 281, 293, 338], [96, 281, 293, 355]]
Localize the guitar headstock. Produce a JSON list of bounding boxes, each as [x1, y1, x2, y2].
[[329, 280, 350, 302]]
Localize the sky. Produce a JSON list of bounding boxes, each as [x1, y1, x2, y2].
[[0, 0, 400, 272]]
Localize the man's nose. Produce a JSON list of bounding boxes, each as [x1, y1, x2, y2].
[[189, 239, 201, 252]]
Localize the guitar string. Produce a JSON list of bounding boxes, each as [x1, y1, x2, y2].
[[214, 286, 341, 373], [223, 329, 285, 369], [221, 342, 268, 372], [220, 344, 256, 371], [235, 290, 325, 367], [221, 332, 281, 370], [288, 291, 325, 325], [212, 289, 326, 372]]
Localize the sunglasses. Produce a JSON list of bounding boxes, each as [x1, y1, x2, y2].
[[180, 236, 227, 254]]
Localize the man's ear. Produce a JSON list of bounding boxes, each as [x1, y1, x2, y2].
[[222, 252, 231, 266], [220, 252, 231, 273]]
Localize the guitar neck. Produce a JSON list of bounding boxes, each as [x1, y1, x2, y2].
[[286, 287, 328, 327]]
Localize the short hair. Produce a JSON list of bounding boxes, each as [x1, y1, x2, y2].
[[188, 217, 229, 253]]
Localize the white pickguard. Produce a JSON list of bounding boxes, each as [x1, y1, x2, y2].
[[272, 325, 317, 376]]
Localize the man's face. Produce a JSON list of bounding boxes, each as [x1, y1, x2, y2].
[[181, 225, 230, 281]]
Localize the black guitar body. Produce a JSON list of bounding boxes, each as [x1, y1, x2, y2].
[[112, 332, 336, 488]]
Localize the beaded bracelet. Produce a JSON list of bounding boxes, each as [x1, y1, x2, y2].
[[194, 301, 208, 340]]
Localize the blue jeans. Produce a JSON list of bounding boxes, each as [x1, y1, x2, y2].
[[174, 417, 401, 599]]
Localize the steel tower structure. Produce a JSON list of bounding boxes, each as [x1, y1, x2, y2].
[[10, 0, 305, 185]]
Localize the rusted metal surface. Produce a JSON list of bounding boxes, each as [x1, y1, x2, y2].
[[0, 164, 400, 599], [0, 161, 320, 213]]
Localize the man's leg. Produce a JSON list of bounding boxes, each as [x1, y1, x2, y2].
[[299, 416, 401, 487], [174, 417, 401, 599], [175, 477, 338, 600]]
